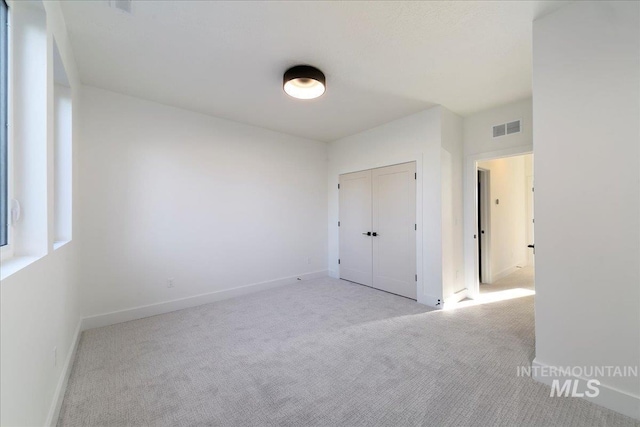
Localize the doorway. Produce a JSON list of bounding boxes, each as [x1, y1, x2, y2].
[[338, 162, 417, 299], [475, 154, 534, 294]]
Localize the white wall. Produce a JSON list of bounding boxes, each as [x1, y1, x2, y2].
[[533, 1, 640, 418], [463, 97, 532, 157], [477, 155, 530, 282], [78, 86, 328, 318], [1, 248, 80, 426], [441, 108, 465, 299], [328, 106, 464, 307], [0, 1, 83, 426]]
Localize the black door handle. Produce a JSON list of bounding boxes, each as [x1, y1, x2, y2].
[[372, 232, 378, 237], [362, 232, 371, 236], [528, 244, 535, 248]]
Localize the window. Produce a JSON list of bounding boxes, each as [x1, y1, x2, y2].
[[53, 38, 72, 246], [0, 0, 8, 248], [1, 1, 50, 273]]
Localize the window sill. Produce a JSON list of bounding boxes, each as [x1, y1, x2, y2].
[[0, 255, 42, 281], [53, 240, 71, 251]]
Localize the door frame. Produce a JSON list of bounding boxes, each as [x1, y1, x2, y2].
[[463, 145, 532, 299], [337, 156, 424, 304], [477, 168, 491, 284], [525, 175, 535, 266]]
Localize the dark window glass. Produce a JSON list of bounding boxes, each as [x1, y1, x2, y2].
[[0, 0, 7, 247]]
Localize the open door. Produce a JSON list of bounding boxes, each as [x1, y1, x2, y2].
[[477, 168, 491, 284]]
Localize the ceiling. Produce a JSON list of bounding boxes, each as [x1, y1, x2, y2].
[[59, 1, 567, 142]]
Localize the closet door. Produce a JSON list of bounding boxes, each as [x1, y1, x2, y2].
[[339, 170, 373, 286], [372, 162, 416, 299]]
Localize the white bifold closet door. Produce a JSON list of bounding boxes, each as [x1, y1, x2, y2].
[[339, 162, 416, 299], [339, 169, 373, 287]]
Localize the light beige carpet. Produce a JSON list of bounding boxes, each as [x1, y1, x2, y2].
[[480, 266, 535, 294], [58, 277, 638, 427]]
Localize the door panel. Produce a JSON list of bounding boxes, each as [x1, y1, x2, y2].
[[339, 170, 373, 286], [372, 162, 417, 299], [477, 169, 491, 284]]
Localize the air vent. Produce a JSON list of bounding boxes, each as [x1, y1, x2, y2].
[[492, 119, 521, 138], [493, 124, 506, 138], [107, 0, 132, 14], [506, 120, 521, 135]]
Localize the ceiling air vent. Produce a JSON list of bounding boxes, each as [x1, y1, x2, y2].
[[493, 120, 521, 138], [107, 0, 132, 14]]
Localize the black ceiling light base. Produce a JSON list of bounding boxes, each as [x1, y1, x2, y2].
[[283, 65, 326, 100]]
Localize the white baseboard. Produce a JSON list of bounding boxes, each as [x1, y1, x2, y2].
[[532, 358, 640, 420], [82, 270, 328, 330], [45, 319, 83, 427], [491, 264, 522, 283], [443, 288, 468, 308]]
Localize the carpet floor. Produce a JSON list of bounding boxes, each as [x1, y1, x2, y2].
[[58, 277, 639, 426], [480, 266, 535, 294]]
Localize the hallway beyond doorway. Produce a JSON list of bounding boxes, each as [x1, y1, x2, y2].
[[480, 266, 534, 295]]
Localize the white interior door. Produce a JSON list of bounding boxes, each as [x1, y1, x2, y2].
[[372, 162, 417, 299], [339, 170, 373, 286], [478, 168, 491, 284]]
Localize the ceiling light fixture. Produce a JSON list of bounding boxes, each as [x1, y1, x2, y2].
[[283, 65, 326, 100]]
